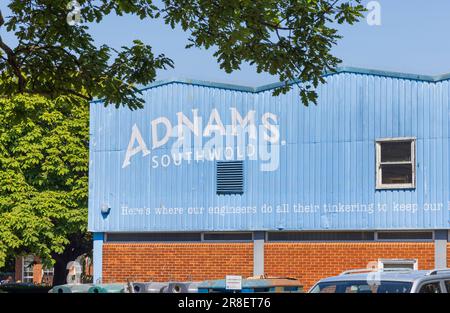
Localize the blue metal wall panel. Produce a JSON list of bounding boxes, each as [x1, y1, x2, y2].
[[88, 71, 450, 232]]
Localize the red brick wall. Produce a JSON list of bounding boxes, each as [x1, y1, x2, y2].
[[15, 257, 22, 282], [102, 242, 441, 289], [102, 243, 253, 283], [265, 242, 435, 290], [14, 256, 45, 284], [448, 243, 450, 268], [32, 256, 43, 284]]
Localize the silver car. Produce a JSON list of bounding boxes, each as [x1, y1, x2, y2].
[[309, 268, 450, 293]]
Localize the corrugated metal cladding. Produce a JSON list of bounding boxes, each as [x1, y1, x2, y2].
[[88, 69, 450, 232]]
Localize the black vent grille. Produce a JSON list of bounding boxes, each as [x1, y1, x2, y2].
[[216, 161, 244, 195]]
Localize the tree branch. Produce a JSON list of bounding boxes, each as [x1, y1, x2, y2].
[[31, 88, 92, 101], [0, 9, 27, 92]]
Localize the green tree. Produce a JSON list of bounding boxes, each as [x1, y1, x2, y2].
[[0, 0, 365, 108], [0, 94, 89, 285], [0, 0, 365, 285]]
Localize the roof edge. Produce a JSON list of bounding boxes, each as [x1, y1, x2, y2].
[[92, 66, 450, 103], [143, 66, 450, 93]]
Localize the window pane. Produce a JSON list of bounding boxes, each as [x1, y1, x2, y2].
[[267, 231, 375, 241], [313, 285, 336, 293], [107, 232, 202, 242], [419, 282, 441, 293], [310, 281, 412, 293], [382, 263, 415, 269], [380, 141, 411, 162], [377, 232, 432, 240], [445, 281, 450, 293], [203, 232, 252, 241], [23, 255, 34, 281], [381, 164, 412, 184]]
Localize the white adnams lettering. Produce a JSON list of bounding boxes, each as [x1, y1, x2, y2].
[[122, 124, 150, 168], [122, 107, 281, 171]]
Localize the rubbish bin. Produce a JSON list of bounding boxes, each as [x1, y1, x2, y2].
[[163, 282, 201, 293], [129, 282, 168, 293], [87, 283, 126, 293], [49, 284, 93, 293]]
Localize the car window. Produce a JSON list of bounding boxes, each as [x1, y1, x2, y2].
[[419, 282, 441, 293], [444, 281, 450, 293], [345, 284, 375, 293], [309, 281, 412, 293], [315, 285, 336, 293]]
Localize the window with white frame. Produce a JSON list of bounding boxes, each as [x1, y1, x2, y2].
[[376, 138, 415, 189], [22, 255, 34, 283], [43, 267, 54, 276], [378, 259, 418, 270], [42, 266, 54, 285]]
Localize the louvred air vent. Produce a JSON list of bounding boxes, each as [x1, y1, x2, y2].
[[216, 161, 244, 195]]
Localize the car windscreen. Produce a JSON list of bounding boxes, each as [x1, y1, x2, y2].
[[309, 280, 413, 293]]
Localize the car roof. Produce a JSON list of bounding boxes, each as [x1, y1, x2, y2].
[[316, 270, 450, 284]]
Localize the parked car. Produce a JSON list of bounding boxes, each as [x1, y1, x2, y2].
[[309, 268, 450, 293]]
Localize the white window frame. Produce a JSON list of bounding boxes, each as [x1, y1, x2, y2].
[[378, 258, 418, 270], [376, 137, 416, 189], [42, 267, 54, 276], [41, 266, 54, 285], [22, 255, 34, 283]]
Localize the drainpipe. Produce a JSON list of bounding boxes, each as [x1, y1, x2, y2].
[[93, 232, 104, 284], [434, 230, 448, 269]]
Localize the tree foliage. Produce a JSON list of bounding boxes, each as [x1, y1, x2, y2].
[[0, 94, 88, 267], [0, 0, 174, 110], [162, 0, 364, 104], [0, 0, 365, 277], [1, 0, 365, 108]]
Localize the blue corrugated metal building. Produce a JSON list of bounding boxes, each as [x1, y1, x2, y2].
[[89, 67, 450, 286]]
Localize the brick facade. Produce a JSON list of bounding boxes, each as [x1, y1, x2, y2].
[[14, 255, 92, 285], [32, 258, 43, 284], [448, 243, 450, 267], [102, 243, 253, 283], [264, 242, 435, 290], [102, 242, 440, 290], [14, 257, 22, 282]]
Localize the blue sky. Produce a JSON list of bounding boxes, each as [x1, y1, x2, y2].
[[1, 0, 450, 86]]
